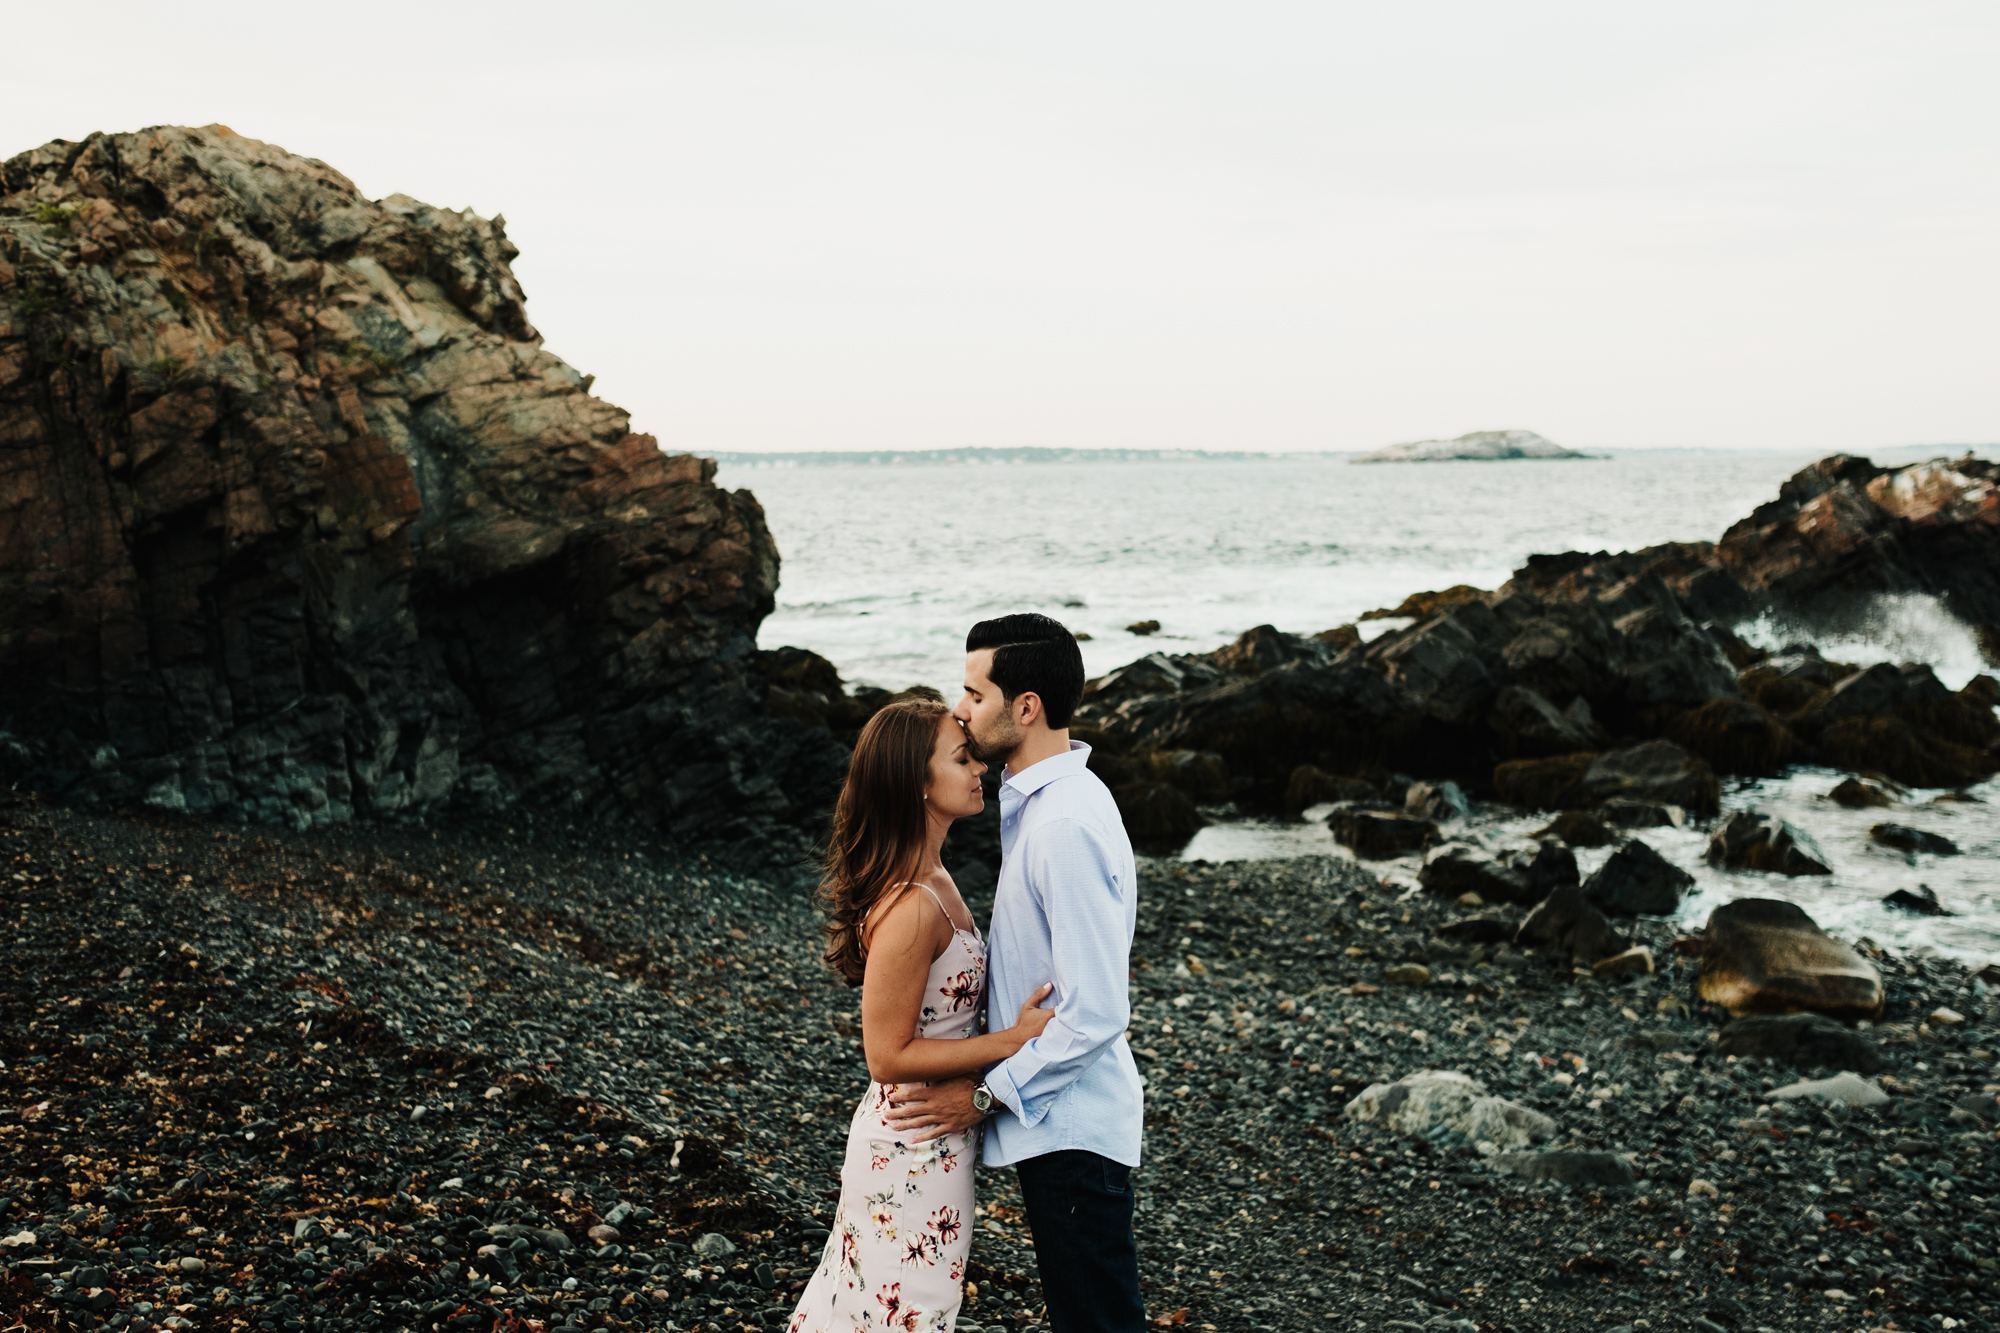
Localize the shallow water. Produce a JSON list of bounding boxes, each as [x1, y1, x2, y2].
[[1181, 766, 2000, 963]]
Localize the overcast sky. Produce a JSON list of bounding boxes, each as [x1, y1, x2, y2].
[[6, 2, 1997, 454]]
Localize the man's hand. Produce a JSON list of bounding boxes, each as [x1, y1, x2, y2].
[[885, 1076, 986, 1144]]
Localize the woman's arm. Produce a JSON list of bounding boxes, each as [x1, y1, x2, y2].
[[860, 890, 1051, 1085]]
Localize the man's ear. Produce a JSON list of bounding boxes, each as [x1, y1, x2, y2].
[[1015, 690, 1044, 730]]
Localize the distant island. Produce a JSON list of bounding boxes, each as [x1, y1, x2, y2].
[[1350, 429, 1591, 463]]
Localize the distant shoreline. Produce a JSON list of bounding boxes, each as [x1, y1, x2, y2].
[[710, 444, 1988, 468]]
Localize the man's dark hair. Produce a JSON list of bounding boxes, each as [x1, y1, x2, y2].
[[966, 614, 1085, 729]]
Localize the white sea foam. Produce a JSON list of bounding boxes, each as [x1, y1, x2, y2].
[[1737, 593, 1991, 691]]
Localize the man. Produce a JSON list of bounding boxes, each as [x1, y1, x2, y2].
[[887, 613, 1145, 1333]]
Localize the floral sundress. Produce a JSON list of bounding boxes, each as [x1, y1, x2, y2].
[[789, 888, 986, 1332]]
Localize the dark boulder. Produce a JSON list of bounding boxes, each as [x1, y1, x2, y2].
[[1209, 624, 1335, 676], [1330, 808, 1438, 860], [1533, 809, 1615, 847], [1434, 917, 1518, 945], [1828, 777, 1894, 808], [1110, 781, 1205, 854], [1403, 780, 1469, 821], [1580, 741, 1721, 816], [1490, 1150, 1637, 1190], [1146, 749, 1233, 803], [1489, 684, 1599, 758], [1696, 898, 1884, 1021], [1817, 714, 1996, 790], [1883, 884, 1952, 916], [1283, 765, 1380, 812], [1870, 823, 1960, 856], [1516, 882, 1629, 966], [1420, 841, 1575, 906], [1598, 798, 1687, 829], [1662, 698, 1798, 776], [1092, 658, 1414, 800], [1706, 811, 1832, 876], [1493, 752, 1595, 811], [1582, 840, 1694, 916], [1362, 599, 1508, 728], [1712, 1013, 1882, 1074]]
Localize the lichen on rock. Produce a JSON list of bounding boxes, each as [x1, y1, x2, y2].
[[0, 125, 844, 845]]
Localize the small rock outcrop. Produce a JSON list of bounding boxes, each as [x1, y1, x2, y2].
[[1696, 898, 1884, 1021], [0, 126, 848, 845], [1350, 430, 1587, 464], [1341, 1069, 1557, 1152], [1706, 812, 1832, 876], [1870, 823, 1960, 856], [1712, 1013, 1882, 1073], [1581, 840, 1693, 916]]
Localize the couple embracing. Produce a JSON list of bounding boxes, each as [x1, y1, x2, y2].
[[787, 615, 1145, 1333]]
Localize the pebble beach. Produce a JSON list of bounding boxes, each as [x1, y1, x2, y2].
[[7, 795, 2000, 1333]]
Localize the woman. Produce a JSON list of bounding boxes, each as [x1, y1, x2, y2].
[[789, 698, 1054, 1333]]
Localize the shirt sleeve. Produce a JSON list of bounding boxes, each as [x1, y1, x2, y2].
[[984, 815, 1131, 1128]]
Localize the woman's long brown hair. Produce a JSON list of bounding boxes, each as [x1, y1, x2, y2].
[[820, 698, 950, 987]]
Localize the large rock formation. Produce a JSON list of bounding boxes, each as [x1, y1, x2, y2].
[[0, 125, 847, 844], [1073, 452, 2000, 841]]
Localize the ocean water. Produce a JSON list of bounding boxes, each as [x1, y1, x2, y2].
[[718, 449, 1999, 961]]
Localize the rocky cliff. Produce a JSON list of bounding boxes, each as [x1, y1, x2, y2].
[[0, 125, 847, 845]]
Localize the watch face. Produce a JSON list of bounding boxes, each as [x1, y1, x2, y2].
[[972, 1088, 993, 1111]]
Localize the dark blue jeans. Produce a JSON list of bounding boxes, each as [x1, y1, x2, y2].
[[1015, 1150, 1145, 1333]]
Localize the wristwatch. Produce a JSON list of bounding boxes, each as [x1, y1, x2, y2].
[[971, 1082, 996, 1114]]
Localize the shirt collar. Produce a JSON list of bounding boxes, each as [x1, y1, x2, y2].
[[1000, 740, 1092, 799]]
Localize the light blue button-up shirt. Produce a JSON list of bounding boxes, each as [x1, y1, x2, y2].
[[981, 741, 1144, 1169]]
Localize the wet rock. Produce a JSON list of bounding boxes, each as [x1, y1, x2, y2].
[[1383, 963, 1431, 985], [1404, 780, 1469, 821], [1768, 1071, 1890, 1108], [1489, 684, 1600, 758], [1126, 620, 1161, 635], [1533, 809, 1615, 847], [1706, 811, 1832, 876], [1110, 781, 1206, 854], [1580, 741, 1721, 816], [1492, 752, 1596, 811], [1929, 1007, 1966, 1027], [1663, 697, 1798, 776], [1883, 884, 1952, 916], [1712, 1012, 1882, 1074], [1342, 1070, 1556, 1151], [1433, 917, 1516, 945], [1489, 1151, 1635, 1190], [1419, 840, 1575, 907], [693, 1233, 738, 1259], [1870, 823, 1960, 856], [1283, 765, 1379, 812], [1696, 897, 1884, 1020], [1597, 798, 1686, 828], [1591, 946, 1654, 978], [1146, 749, 1233, 803], [1582, 839, 1693, 916], [1516, 883, 1629, 966], [1329, 808, 1438, 860], [1363, 599, 1510, 729], [1829, 777, 1895, 809]]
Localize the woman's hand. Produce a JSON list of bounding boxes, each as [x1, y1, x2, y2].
[[1006, 982, 1057, 1048]]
